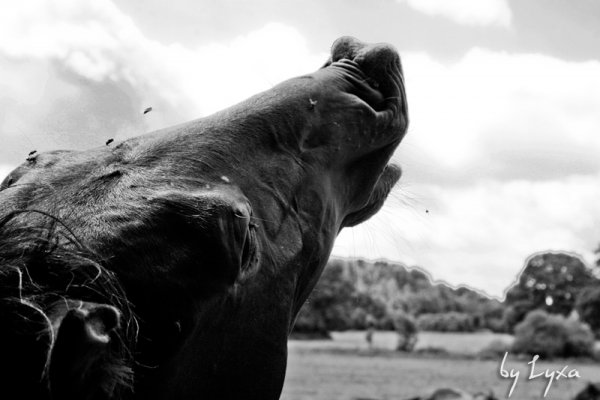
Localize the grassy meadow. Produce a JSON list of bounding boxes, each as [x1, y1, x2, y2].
[[281, 331, 600, 400]]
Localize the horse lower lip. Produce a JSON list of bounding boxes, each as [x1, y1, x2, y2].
[[382, 165, 402, 192], [386, 163, 402, 180]]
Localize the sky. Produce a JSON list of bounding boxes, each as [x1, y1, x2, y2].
[[1, 0, 600, 298]]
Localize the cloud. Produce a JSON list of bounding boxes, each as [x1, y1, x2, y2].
[[0, 0, 324, 116], [0, 0, 326, 165], [396, 49, 600, 186], [0, 165, 13, 182], [0, 56, 157, 164], [397, 0, 512, 27]]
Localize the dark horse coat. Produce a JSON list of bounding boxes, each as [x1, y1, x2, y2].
[[0, 37, 408, 399]]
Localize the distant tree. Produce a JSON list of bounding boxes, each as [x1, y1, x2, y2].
[[416, 312, 475, 332], [294, 257, 510, 336], [407, 269, 431, 291], [393, 313, 418, 352], [292, 302, 330, 338], [295, 261, 356, 333], [293, 260, 393, 333], [511, 309, 595, 359], [313, 271, 356, 331], [501, 304, 529, 333], [348, 294, 389, 329], [504, 252, 598, 330], [479, 298, 506, 332], [575, 285, 600, 337], [405, 289, 444, 315]]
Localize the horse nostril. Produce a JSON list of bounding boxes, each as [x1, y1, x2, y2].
[[330, 36, 365, 62], [88, 305, 121, 333]]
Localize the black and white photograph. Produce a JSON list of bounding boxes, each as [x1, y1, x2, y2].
[[1, 0, 599, 399]]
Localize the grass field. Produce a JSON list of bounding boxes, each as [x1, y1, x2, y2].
[[281, 331, 600, 400], [310, 331, 515, 354]]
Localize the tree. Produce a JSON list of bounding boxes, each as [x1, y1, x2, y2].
[[416, 312, 476, 332], [511, 309, 595, 359], [309, 262, 356, 330], [393, 312, 418, 352], [352, 292, 388, 327], [504, 252, 598, 330], [575, 285, 600, 337], [293, 302, 330, 338]]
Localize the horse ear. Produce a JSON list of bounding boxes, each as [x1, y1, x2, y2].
[[48, 302, 130, 400]]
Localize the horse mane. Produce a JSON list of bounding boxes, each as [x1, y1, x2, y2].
[[0, 209, 138, 399]]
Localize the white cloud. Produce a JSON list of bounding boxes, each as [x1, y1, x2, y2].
[[398, 0, 512, 27], [0, 165, 13, 182], [0, 0, 326, 119], [397, 49, 600, 184]]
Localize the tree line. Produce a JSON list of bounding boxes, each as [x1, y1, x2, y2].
[[293, 252, 600, 339]]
